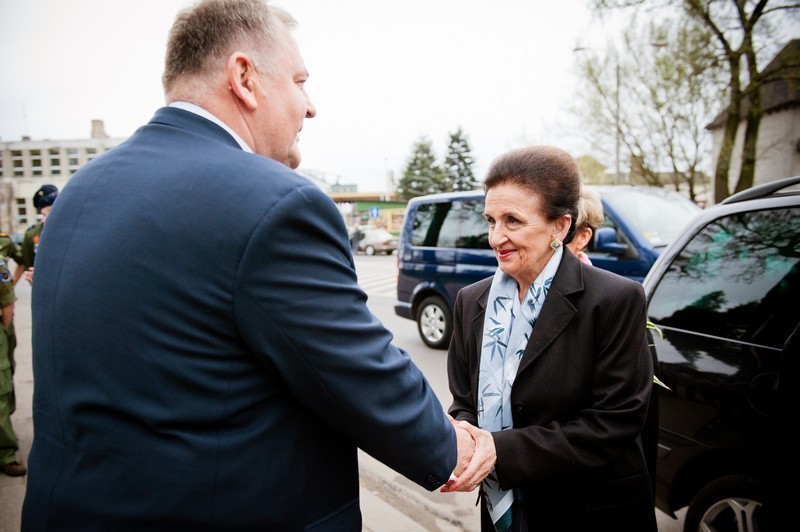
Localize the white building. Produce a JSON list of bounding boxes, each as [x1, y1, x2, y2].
[[0, 120, 125, 235], [0, 120, 337, 236]]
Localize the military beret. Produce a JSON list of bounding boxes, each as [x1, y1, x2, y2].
[[33, 184, 59, 211]]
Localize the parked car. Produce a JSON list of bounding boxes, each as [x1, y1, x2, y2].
[[358, 228, 398, 255], [394, 186, 700, 348], [644, 175, 800, 532]]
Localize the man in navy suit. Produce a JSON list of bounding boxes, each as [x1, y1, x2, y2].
[[21, 1, 493, 529]]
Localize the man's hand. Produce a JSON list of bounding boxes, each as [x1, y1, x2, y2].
[[453, 423, 475, 478], [441, 420, 496, 493]]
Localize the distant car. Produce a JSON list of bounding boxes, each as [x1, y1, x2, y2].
[[644, 175, 800, 532], [394, 186, 701, 349], [358, 228, 398, 255]]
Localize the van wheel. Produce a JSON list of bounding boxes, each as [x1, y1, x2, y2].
[[365, 245, 375, 256], [684, 475, 764, 532], [417, 296, 452, 350]]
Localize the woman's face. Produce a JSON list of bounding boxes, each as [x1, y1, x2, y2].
[[484, 182, 570, 291]]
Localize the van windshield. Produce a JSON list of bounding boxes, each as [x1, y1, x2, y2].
[[600, 188, 701, 248]]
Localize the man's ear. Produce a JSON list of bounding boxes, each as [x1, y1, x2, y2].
[[227, 52, 259, 110]]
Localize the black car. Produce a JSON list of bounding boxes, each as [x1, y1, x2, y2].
[[643, 175, 800, 531]]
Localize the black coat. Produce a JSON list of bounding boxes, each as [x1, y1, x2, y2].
[[448, 250, 657, 532]]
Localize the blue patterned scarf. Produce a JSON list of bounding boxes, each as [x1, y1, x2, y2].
[[478, 247, 561, 531]]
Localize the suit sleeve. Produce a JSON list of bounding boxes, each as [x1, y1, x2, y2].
[[233, 184, 456, 490]]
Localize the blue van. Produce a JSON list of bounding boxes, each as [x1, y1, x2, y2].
[[394, 186, 701, 348]]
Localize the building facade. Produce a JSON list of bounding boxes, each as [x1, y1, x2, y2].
[[0, 120, 125, 235]]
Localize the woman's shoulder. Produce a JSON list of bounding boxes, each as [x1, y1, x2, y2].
[[456, 276, 493, 304], [581, 263, 644, 296]]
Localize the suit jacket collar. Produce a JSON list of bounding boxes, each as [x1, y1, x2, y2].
[[149, 106, 244, 151], [472, 250, 586, 375]]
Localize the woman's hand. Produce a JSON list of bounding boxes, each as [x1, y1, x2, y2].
[[441, 420, 496, 493]]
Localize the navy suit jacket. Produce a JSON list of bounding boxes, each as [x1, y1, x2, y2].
[[448, 250, 657, 531], [22, 107, 456, 531]]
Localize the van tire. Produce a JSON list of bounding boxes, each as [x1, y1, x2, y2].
[[416, 295, 452, 350]]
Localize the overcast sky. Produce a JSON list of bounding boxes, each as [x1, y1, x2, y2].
[[2, 1, 796, 191]]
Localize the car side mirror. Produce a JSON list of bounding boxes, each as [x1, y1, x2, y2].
[[594, 226, 630, 256]]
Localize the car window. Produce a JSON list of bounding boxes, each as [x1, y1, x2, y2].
[[648, 206, 800, 349], [410, 200, 489, 249]]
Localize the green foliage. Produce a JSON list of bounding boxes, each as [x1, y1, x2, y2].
[[397, 129, 478, 199], [396, 136, 445, 200], [443, 127, 479, 192]]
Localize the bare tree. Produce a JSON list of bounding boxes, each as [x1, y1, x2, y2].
[[590, 0, 800, 202], [574, 18, 724, 201]]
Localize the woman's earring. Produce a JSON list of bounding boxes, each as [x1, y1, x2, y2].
[[550, 237, 562, 250]]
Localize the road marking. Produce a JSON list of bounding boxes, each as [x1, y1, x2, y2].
[[357, 271, 397, 298]]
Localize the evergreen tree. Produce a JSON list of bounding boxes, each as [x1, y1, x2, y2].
[[397, 136, 445, 199], [443, 126, 479, 192]]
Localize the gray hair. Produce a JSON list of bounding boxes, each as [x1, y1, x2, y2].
[[575, 186, 604, 231], [162, 0, 296, 93]]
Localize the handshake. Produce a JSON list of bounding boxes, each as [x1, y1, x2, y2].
[[440, 416, 497, 493]]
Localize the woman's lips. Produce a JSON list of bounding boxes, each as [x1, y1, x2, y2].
[[496, 248, 515, 260]]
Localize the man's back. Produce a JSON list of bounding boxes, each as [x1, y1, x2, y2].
[[22, 108, 455, 531]]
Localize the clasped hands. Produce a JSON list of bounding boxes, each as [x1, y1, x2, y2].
[[440, 416, 496, 493]]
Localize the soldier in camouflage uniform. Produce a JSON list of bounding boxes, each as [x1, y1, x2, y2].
[[0, 256, 25, 476], [18, 184, 58, 285], [0, 231, 23, 284]]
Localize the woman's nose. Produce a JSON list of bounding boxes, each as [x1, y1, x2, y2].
[[489, 226, 506, 247]]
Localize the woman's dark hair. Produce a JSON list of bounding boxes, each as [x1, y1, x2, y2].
[[483, 145, 581, 244]]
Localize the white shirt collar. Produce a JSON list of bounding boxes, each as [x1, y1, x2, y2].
[[168, 101, 253, 153]]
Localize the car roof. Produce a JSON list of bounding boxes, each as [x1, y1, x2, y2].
[[719, 175, 800, 205], [406, 184, 695, 205], [406, 189, 484, 204]]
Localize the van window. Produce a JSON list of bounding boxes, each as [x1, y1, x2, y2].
[[601, 187, 700, 247], [410, 200, 490, 249], [648, 207, 800, 349]]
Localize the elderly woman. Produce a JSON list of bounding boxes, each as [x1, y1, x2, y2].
[[446, 146, 656, 532], [566, 186, 604, 265]]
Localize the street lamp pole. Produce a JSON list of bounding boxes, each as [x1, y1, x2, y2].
[[615, 62, 621, 185], [574, 46, 623, 185]]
